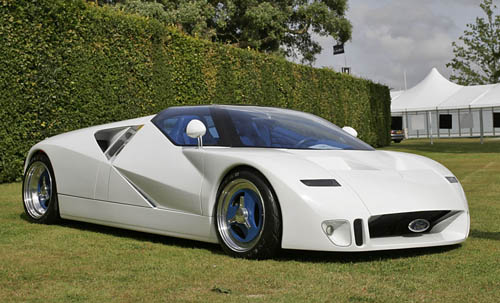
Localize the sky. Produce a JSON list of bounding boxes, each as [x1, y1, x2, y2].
[[307, 0, 497, 91]]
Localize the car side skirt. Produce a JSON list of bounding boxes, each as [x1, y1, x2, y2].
[[58, 194, 219, 244]]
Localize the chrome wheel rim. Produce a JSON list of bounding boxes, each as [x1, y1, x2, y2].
[[23, 162, 52, 219], [217, 179, 265, 252]]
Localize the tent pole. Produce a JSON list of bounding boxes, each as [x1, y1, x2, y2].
[[426, 111, 429, 139], [480, 108, 484, 144], [448, 109, 451, 137], [469, 106, 473, 136], [436, 108, 440, 139], [458, 109, 461, 137], [405, 110, 409, 140], [493, 107, 495, 137], [428, 111, 433, 145]]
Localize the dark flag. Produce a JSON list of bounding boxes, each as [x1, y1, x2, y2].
[[333, 44, 345, 55]]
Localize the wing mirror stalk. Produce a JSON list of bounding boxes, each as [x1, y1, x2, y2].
[[186, 119, 207, 148]]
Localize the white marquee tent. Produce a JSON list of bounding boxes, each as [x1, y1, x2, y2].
[[391, 68, 500, 140]]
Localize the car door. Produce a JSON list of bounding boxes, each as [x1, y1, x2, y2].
[[108, 120, 206, 215]]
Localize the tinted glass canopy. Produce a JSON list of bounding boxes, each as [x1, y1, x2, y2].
[[152, 105, 374, 151]]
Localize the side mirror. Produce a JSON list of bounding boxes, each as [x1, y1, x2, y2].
[[186, 119, 206, 148], [342, 126, 358, 137]]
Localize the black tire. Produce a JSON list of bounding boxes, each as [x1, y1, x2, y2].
[[215, 169, 282, 259], [393, 140, 402, 143], [22, 153, 60, 224]]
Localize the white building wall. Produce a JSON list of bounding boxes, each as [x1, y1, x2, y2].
[[392, 107, 500, 139]]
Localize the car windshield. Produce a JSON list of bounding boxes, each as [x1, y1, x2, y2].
[[152, 105, 374, 151]]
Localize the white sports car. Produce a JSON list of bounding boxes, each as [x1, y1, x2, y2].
[[23, 105, 469, 258]]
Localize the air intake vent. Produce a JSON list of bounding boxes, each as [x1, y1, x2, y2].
[[300, 179, 341, 187], [94, 126, 129, 152], [94, 125, 142, 160], [353, 219, 363, 246]]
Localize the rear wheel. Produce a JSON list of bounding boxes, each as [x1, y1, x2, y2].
[[22, 153, 60, 224], [215, 169, 281, 259]]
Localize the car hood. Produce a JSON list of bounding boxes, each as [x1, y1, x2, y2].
[[285, 149, 464, 215]]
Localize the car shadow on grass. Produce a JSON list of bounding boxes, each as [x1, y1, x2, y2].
[[278, 245, 462, 263], [19, 213, 224, 255], [469, 229, 500, 241]]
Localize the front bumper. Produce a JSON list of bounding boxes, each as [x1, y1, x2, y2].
[[391, 134, 405, 141], [282, 210, 469, 252]]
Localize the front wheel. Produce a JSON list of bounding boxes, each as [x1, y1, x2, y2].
[[215, 169, 281, 259], [22, 153, 60, 224]]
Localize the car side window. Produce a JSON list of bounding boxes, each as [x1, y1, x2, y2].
[[204, 115, 219, 139], [152, 108, 221, 146]]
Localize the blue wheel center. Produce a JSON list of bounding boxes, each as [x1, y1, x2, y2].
[[226, 189, 263, 243], [37, 170, 51, 209]]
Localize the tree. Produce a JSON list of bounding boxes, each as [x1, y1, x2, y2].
[[113, 0, 352, 64], [447, 0, 500, 85]]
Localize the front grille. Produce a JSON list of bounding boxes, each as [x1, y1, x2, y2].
[[368, 211, 450, 238]]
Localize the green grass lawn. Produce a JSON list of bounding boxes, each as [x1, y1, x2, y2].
[[1, 138, 499, 302]]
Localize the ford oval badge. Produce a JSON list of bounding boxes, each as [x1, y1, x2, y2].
[[408, 219, 431, 233]]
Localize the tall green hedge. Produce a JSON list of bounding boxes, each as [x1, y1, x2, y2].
[[0, 0, 391, 183]]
